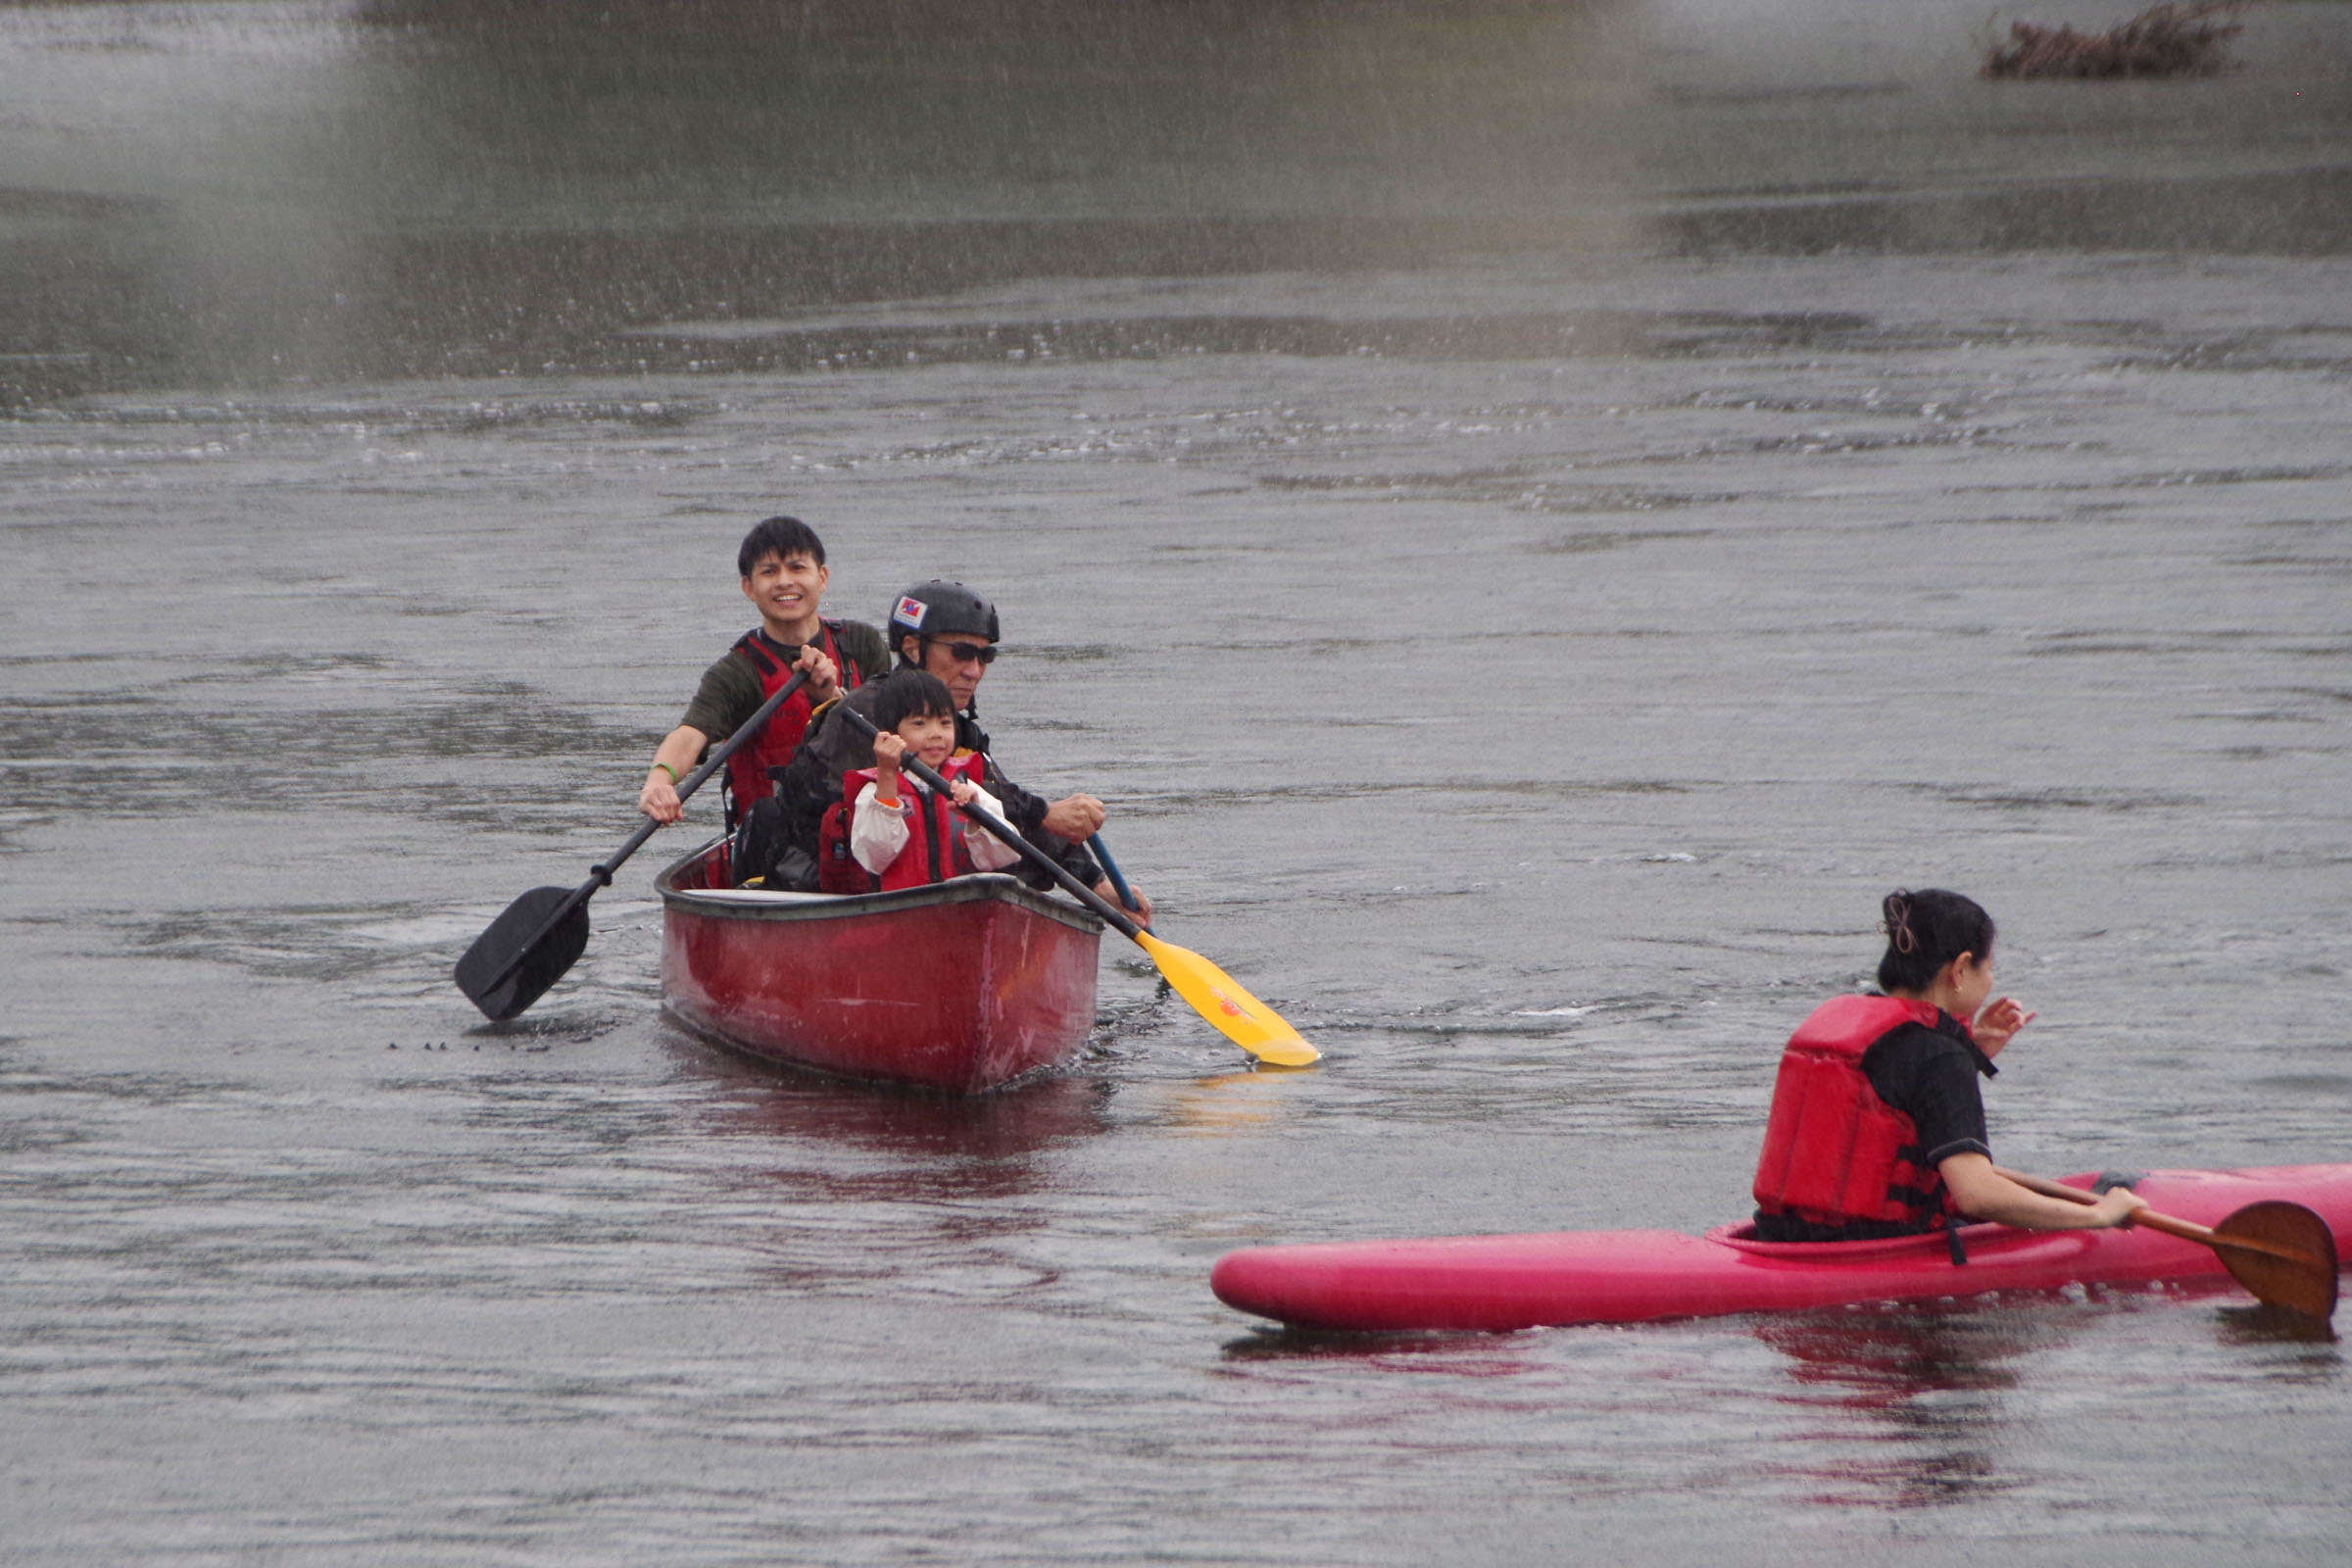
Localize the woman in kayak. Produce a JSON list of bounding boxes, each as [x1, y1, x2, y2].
[[1751, 888, 2147, 1243], [838, 671, 1023, 891]]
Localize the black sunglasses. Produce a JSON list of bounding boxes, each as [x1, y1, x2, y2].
[[936, 640, 999, 665]]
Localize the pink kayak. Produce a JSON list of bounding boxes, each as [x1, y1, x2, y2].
[[1210, 1164, 2352, 1333]]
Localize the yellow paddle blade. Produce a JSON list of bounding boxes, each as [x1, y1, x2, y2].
[[1134, 931, 1319, 1068]]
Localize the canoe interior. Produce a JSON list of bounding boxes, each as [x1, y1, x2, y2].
[[655, 838, 1103, 1095]]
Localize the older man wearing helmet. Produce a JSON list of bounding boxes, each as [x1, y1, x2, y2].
[[761, 580, 1150, 919]]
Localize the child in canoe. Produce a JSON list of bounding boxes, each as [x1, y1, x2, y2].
[[1751, 888, 2147, 1243], [840, 671, 1024, 890]]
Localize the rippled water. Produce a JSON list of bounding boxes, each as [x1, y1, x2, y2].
[[4, 2, 2351, 1562]]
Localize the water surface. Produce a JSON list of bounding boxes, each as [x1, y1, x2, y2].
[[3, 2, 2350, 1562]]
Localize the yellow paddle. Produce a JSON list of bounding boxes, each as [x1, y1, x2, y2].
[[1129, 929, 1318, 1068], [834, 706, 1317, 1068]]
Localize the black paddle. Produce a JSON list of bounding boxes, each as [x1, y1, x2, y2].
[[454, 670, 809, 1021]]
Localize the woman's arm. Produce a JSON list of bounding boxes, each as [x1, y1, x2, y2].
[[1938, 1152, 2147, 1230]]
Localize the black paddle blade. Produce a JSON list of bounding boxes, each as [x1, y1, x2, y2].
[[2210, 1200, 2339, 1324], [454, 886, 592, 1021]]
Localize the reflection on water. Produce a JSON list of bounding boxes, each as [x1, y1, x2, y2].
[[0, 0, 1640, 402], [2215, 1300, 2345, 1350], [1160, 1068, 1315, 1135], [1758, 1307, 2037, 1508], [1218, 1327, 1552, 1379], [6, 1, 2349, 405], [1759, 1293, 2350, 1510], [677, 1037, 1114, 1200]]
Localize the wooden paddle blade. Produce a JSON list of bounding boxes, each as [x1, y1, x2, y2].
[[1135, 931, 1319, 1068], [2209, 1200, 2338, 1322], [454, 886, 591, 1021]]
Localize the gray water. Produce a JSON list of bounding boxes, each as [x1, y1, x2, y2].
[[4, 1, 2351, 1562]]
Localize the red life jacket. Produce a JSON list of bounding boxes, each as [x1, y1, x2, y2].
[[1751, 995, 1953, 1231], [821, 752, 989, 893], [721, 621, 866, 825]]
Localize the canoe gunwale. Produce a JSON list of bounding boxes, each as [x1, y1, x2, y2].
[[654, 838, 1104, 936]]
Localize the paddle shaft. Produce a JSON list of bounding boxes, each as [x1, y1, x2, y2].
[[1994, 1165, 2314, 1263], [1089, 833, 1144, 920], [832, 705, 1142, 939], [476, 669, 809, 994]]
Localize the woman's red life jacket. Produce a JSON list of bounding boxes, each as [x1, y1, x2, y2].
[[721, 621, 866, 826], [821, 752, 989, 893], [1751, 995, 1953, 1231]]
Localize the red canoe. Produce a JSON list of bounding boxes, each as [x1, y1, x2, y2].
[[1211, 1164, 2352, 1333], [656, 839, 1103, 1093]]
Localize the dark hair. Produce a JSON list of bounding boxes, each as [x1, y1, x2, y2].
[[1876, 888, 1995, 994], [738, 515, 826, 576], [873, 670, 956, 734]]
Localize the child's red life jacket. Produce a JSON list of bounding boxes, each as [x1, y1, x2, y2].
[[817, 752, 990, 894], [1751, 995, 1952, 1231], [721, 621, 867, 826]]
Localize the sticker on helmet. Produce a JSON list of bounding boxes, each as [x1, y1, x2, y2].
[[893, 596, 928, 628]]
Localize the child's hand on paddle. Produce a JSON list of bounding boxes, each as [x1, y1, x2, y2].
[[1972, 996, 2036, 1055], [871, 731, 906, 771], [948, 779, 980, 807]]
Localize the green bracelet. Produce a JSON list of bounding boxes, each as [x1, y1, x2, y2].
[[654, 761, 680, 785]]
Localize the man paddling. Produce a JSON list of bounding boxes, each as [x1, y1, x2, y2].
[[637, 516, 889, 844], [772, 580, 1150, 919]]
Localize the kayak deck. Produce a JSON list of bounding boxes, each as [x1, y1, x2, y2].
[[1210, 1165, 2352, 1333]]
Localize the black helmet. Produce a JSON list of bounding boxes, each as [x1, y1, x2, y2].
[[888, 581, 1000, 650]]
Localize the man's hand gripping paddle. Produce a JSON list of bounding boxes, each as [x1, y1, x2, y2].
[[1997, 1165, 2338, 1326], [835, 706, 1317, 1068], [454, 672, 809, 1021], [1089, 833, 1144, 923]]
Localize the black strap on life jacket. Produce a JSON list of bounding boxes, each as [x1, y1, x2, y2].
[[737, 633, 782, 678], [921, 791, 946, 884]]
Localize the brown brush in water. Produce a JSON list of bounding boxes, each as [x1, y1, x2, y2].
[[1983, 0, 2257, 78]]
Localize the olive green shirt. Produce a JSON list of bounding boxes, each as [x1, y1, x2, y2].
[[679, 619, 891, 745]]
